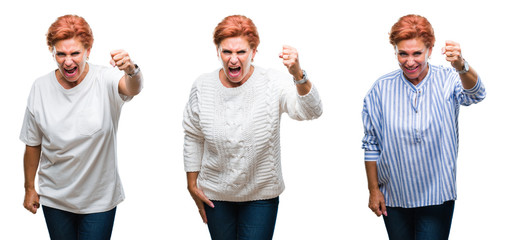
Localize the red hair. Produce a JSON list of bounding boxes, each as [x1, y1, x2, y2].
[[389, 14, 435, 48], [46, 15, 93, 51], [213, 15, 260, 50]]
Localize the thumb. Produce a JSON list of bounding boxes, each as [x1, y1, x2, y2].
[[380, 201, 387, 217]]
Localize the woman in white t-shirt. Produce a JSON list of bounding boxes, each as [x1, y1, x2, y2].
[[20, 14, 143, 240]]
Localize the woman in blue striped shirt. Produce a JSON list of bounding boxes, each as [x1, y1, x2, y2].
[[362, 14, 486, 240]]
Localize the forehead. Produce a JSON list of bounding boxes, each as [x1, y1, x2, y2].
[[219, 36, 250, 50], [396, 38, 427, 52], [54, 38, 85, 52]]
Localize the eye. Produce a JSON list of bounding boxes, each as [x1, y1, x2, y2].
[[71, 52, 81, 56], [56, 52, 65, 57], [222, 50, 232, 55], [413, 52, 422, 57], [398, 52, 408, 57], [237, 50, 247, 55]]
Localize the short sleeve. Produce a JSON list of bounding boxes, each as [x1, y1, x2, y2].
[[19, 107, 42, 146]]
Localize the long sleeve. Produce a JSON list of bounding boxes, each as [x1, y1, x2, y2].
[[279, 73, 323, 121], [362, 96, 381, 162], [183, 81, 205, 172], [361, 64, 486, 208], [455, 75, 486, 106]]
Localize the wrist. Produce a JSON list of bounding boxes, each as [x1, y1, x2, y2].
[[456, 59, 469, 74], [293, 69, 308, 85], [127, 64, 140, 77], [368, 185, 380, 192]]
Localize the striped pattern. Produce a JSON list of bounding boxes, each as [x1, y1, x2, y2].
[[183, 66, 322, 202], [362, 64, 485, 208]]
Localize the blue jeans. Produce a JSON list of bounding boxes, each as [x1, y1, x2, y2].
[[383, 200, 455, 240], [204, 197, 279, 240], [42, 206, 116, 240]]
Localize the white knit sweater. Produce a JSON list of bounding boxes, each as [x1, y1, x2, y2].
[[183, 66, 322, 202]]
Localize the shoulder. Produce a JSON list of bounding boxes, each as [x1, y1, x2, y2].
[[429, 64, 458, 80], [31, 70, 54, 88], [261, 66, 290, 82], [191, 68, 220, 89], [365, 69, 402, 98], [89, 64, 123, 82]]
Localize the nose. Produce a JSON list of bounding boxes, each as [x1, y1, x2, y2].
[[230, 55, 239, 64], [406, 56, 416, 66], [64, 56, 73, 66]]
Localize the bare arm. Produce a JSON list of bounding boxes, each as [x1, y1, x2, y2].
[[442, 40, 478, 89], [279, 45, 312, 96], [187, 172, 214, 223], [365, 161, 387, 217], [23, 145, 41, 214], [111, 50, 143, 97]]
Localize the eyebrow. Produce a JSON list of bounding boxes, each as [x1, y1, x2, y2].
[[220, 47, 248, 52]]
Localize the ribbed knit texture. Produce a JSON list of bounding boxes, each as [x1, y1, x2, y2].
[[183, 66, 322, 202]]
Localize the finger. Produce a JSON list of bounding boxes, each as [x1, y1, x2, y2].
[[199, 193, 214, 208], [369, 203, 380, 216], [380, 201, 387, 217], [198, 208, 208, 223], [193, 188, 214, 208], [110, 49, 124, 58], [445, 40, 459, 48], [282, 45, 294, 51], [195, 201, 208, 223]]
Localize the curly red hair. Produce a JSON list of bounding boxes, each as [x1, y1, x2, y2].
[[389, 14, 435, 48], [46, 15, 93, 51], [213, 15, 260, 50]]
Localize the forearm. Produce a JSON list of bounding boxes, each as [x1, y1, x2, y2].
[[365, 161, 380, 192], [24, 145, 41, 190], [295, 80, 312, 96], [124, 70, 143, 95], [459, 66, 478, 90], [186, 172, 199, 189]]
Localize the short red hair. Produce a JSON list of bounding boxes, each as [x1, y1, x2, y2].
[[46, 15, 93, 51], [213, 15, 260, 50], [389, 14, 435, 48]]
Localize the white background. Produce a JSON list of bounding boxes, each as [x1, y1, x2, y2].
[[1, 0, 503, 239]]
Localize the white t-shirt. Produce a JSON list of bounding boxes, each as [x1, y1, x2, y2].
[[20, 64, 130, 214]]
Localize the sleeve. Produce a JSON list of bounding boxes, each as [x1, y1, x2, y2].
[[183, 82, 205, 172], [103, 67, 132, 109], [362, 96, 380, 162], [279, 73, 323, 121], [19, 107, 42, 146], [454, 74, 486, 106]]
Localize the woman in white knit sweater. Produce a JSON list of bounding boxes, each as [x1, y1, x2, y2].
[[183, 15, 322, 240]]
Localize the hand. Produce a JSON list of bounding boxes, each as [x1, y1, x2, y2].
[[368, 188, 387, 217], [442, 40, 465, 71], [188, 185, 214, 224], [278, 45, 303, 80], [23, 188, 40, 214], [110, 50, 136, 75]]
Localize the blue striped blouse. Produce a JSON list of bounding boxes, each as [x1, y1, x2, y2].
[[362, 63, 486, 208]]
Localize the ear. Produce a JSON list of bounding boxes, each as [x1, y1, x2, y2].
[[86, 48, 91, 58], [251, 48, 257, 60]]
